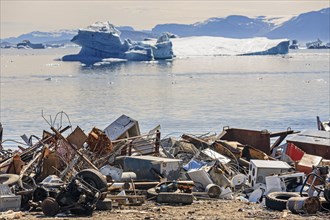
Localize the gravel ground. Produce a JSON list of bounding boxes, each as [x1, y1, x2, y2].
[[4, 199, 328, 220]]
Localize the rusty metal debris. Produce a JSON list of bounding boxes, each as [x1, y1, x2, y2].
[[0, 113, 329, 216]]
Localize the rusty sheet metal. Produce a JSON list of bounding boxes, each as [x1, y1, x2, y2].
[[67, 126, 87, 149], [181, 134, 211, 149], [213, 141, 243, 159], [218, 128, 271, 155], [6, 155, 25, 174], [86, 127, 113, 154], [242, 145, 273, 161], [286, 130, 330, 159], [40, 151, 61, 180]]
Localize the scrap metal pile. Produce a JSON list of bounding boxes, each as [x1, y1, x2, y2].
[[0, 113, 329, 217]]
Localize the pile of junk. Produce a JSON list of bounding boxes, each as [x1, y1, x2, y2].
[[0, 112, 329, 217]]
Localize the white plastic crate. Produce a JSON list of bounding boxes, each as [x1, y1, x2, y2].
[[187, 169, 213, 189], [248, 160, 291, 188]]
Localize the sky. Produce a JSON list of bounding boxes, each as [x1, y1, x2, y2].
[[1, 0, 329, 38]]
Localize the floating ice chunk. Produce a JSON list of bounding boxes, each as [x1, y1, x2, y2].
[[45, 63, 60, 66], [102, 58, 127, 62]]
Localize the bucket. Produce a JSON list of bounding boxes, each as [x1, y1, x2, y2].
[[287, 196, 320, 214], [205, 184, 221, 198]]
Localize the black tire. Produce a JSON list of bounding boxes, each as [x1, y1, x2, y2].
[[41, 197, 59, 217], [324, 183, 330, 203], [76, 169, 108, 200], [33, 186, 49, 202], [70, 204, 94, 216], [156, 192, 194, 205], [21, 193, 33, 211], [265, 192, 300, 211], [96, 198, 113, 210], [0, 174, 19, 186], [147, 187, 159, 199], [147, 187, 181, 199]]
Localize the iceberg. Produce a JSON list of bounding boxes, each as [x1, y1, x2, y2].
[[62, 22, 174, 62], [171, 36, 289, 57], [152, 34, 174, 59], [62, 22, 288, 63]]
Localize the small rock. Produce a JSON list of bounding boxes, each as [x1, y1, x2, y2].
[[238, 208, 244, 212]]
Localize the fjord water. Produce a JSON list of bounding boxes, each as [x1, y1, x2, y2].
[[0, 48, 329, 143]]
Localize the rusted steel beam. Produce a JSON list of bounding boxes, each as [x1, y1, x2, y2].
[[112, 132, 159, 144], [0, 122, 3, 148], [218, 128, 271, 155], [155, 130, 161, 154], [269, 130, 296, 138], [181, 134, 211, 149]]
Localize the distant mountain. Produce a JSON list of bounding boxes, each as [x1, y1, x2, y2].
[[266, 8, 330, 42], [1, 30, 78, 44], [1, 8, 329, 44], [152, 7, 329, 42], [152, 15, 275, 38], [117, 26, 135, 31], [1, 26, 158, 44], [119, 30, 159, 41]]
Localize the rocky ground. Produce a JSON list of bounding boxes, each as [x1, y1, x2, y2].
[[2, 200, 329, 220]]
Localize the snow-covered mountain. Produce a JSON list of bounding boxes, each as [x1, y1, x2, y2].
[[152, 7, 329, 41], [266, 8, 330, 42], [152, 15, 275, 38], [1, 8, 329, 44], [2, 30, 78, 44]]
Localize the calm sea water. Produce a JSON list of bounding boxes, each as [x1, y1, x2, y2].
[[0, 48, 329, 145]]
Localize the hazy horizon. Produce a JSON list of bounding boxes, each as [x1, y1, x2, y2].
[[1, 0, 329, 38]]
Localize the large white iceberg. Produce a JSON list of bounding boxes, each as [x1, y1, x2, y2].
[[171, 36, 289, 57], [62, 22, 289, 63], [62, 22, 174, 62]]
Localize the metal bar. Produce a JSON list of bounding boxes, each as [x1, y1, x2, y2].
[[112, 132, 158, 144], [182, 134, 211, 149], [51, 127, 98, 170], [270, 134, 288, 151], [19, 151, 42, 179], [269, 130, 295, 138], [21, 125, 71, 158], [155, 130, 160, 154]]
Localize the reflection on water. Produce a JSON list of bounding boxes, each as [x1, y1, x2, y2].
[[0, 48, 329, 143]]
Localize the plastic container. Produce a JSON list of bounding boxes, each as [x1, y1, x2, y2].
[[0, 194, 21, 211]]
